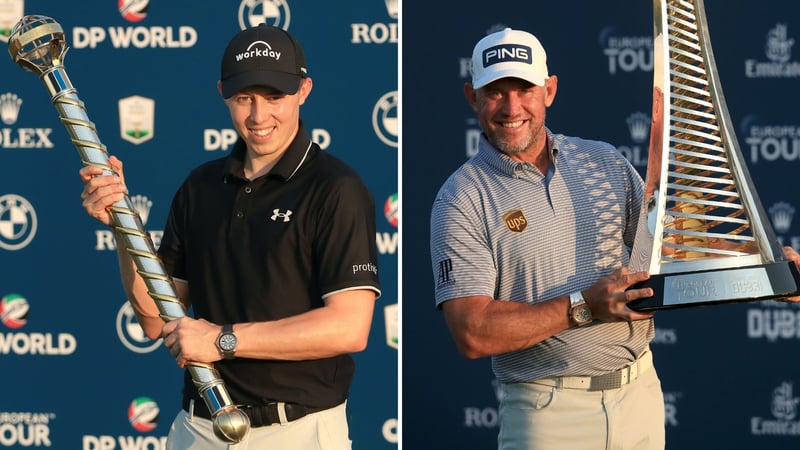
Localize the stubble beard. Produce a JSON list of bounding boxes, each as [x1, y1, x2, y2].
[[488, 122, 543, 156], [493, 133, 533, 156]]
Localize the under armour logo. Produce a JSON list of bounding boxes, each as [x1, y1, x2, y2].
[[271, 209, 293, 222]]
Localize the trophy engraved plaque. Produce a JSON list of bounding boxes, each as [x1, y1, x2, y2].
[[7, 16, 250, 442], [628, 0, 800, 311]]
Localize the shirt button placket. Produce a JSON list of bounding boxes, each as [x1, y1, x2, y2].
[[235, 185, 252, 219]]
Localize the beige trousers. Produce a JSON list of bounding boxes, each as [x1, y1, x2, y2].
[[498, 367, 665, 450], [165, 401, 351, 450]]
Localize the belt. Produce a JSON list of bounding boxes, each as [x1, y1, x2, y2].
[[182, 397, 329, 428], [528, 350, 653, 392]]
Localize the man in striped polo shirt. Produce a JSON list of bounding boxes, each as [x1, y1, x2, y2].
[[430, 28, 665, 449]]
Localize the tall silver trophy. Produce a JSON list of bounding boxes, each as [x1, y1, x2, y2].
[[7, 16, 250, 442], [628, 0, 800, 310]]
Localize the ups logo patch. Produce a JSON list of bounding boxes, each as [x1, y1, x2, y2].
[[503, 209, 527, 232]]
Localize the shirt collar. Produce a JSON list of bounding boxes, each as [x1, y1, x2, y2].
[[476, 128, 559, 176], [223, 120, 316, 182]]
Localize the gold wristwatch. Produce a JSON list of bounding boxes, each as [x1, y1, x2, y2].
[[568, 291, 592, 326]]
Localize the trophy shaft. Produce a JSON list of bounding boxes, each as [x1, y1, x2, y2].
[[7, 15, 250, 443]]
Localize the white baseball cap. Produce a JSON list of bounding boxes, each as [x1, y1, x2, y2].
[[470, 28, 549, 89]]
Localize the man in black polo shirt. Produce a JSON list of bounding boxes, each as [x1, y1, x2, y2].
[[79, 24, 381, 449]]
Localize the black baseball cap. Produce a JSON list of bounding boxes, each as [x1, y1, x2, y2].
[[220, 24, 307, 98]]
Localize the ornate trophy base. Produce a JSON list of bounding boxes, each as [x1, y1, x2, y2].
[[629, 261, 800, 312]]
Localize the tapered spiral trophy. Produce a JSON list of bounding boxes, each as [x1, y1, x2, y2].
[[7, 15, 250, 442], [628, 0, 800, 310]]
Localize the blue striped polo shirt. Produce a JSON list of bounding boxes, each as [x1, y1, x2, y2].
[[430, 130, 654, 382]]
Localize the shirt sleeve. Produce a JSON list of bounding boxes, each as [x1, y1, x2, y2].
[[315, 175, 382, 299], [429, 193, 497, 308]]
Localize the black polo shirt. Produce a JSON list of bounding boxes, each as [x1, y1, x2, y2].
[[158, 121, 381, 410]]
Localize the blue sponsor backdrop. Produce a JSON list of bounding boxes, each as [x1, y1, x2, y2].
[[403, 0, 800, 449], [0, 0, 397, 449]]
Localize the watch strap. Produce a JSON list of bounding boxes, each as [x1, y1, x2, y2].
[[569, 291, 584, 308]]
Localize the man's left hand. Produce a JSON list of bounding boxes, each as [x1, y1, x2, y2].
[[162, 317, 222, 368]]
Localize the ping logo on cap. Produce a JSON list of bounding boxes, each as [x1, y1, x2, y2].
[[235, 40, 282, 62], [483, 44, 532, 67]]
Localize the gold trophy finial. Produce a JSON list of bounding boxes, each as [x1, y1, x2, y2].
[[8, 15, 68, 73]]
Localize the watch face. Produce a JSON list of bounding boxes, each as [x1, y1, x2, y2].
[[574, 305, 592, 324], [219, 333, 237, 351]]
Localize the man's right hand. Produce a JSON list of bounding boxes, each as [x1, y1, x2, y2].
[[79, 155, 128, 227]]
